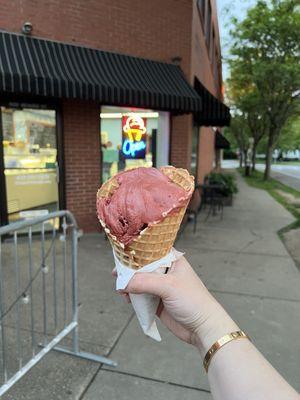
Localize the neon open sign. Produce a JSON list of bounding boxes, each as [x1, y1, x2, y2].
[[122, 115, 147, 159]]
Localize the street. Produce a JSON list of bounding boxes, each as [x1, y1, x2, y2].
[[222, 160, 300, 191]]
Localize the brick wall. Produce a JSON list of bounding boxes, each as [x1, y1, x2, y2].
[[191, 0, 216, 92], [0, 0, 192, 77], [197, 127, 215, 182], [190, 0, 222, 182], [170, 114, 193, 170], [63, 99, 101, 232]]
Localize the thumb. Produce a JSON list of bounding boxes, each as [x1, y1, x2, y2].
[[126, 272, 168, 297]]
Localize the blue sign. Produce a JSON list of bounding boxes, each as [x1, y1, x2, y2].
[[122, 139, 146, 158]]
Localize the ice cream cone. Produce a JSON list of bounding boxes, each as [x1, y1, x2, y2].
[[97, 166, 194, 269]]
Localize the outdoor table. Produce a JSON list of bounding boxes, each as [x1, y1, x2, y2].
[[199, 183, 225, 218]]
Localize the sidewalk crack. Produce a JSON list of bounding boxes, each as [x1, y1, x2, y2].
[[238, 229, 264, 253], [101, 368, 211, 394]]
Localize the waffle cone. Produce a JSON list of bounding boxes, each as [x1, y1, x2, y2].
[[97, 166, 194, 269]]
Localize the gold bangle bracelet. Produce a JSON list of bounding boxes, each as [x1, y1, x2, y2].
[[203, 330, 250, 373]]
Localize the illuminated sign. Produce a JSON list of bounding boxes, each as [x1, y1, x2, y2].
[[122, 115, 147, 159]]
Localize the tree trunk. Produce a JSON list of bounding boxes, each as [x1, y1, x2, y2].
[[251, 143, 257, 172], [264, 133, 274, 180], [244, 149, 248, 175], [239, 154, 243, 168], [215, 149, 221, 171]]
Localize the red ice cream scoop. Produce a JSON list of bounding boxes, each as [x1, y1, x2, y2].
[[97, 167, 192, 246]]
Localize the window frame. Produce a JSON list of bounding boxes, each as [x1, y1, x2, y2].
[[0, 94, 65, 227], [197, 0, 206, 30]]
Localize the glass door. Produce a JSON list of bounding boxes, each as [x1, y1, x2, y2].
[[0, 106, 59, 228]]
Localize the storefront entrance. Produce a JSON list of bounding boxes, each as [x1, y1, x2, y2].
[[0, 104, 62, 228], [100, 106, 170, 182]]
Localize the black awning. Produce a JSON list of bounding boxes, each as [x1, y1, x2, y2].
[[215, 130, 230, 149], [194, 78, 231, 126], [0, 31, 201, 113]]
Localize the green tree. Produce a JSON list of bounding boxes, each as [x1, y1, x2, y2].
[[224, 114, 251, 168], [227, 81, 269, 171], [229, 0, 300, 179], [277, 116, 300, 152]]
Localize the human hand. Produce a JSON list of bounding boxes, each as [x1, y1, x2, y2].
[[116, 257, 239, 356], [115, 259, 300, 399]]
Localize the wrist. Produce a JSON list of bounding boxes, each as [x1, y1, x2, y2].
[[192, 304, 239, 358]]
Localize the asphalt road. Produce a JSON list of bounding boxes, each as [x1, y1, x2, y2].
[[222, 160, 300, 191]]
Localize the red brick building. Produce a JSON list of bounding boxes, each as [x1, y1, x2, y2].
[[0, 0, 230, 231]]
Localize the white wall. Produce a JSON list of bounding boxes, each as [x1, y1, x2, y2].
[[157, 111, 170, 167]]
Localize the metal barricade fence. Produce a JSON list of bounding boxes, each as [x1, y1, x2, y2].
[[0, 210, 116, 396]]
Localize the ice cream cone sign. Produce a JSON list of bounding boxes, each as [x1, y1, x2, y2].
[[123, 115, 146, 142], [122, 114, 147, 159]]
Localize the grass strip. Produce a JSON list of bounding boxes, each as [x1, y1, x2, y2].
[[238, 168, 300, 235]]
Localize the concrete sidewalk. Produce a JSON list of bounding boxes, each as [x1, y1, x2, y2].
[[4, 173, 300, 399]]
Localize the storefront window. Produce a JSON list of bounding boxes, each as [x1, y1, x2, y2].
[[1, 107, 59, 225], [100, 106, 160, 182]]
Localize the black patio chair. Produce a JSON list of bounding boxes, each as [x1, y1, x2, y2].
[[200, 183, 224, 220]]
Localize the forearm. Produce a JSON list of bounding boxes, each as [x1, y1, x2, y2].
[[124, 258, 299, 399], [195, 305, 300, 400]]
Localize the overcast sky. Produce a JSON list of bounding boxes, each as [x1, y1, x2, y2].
[[216, 0, 257, 80]]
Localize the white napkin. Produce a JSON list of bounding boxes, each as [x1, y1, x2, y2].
[[113, 248, 184, 341]]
